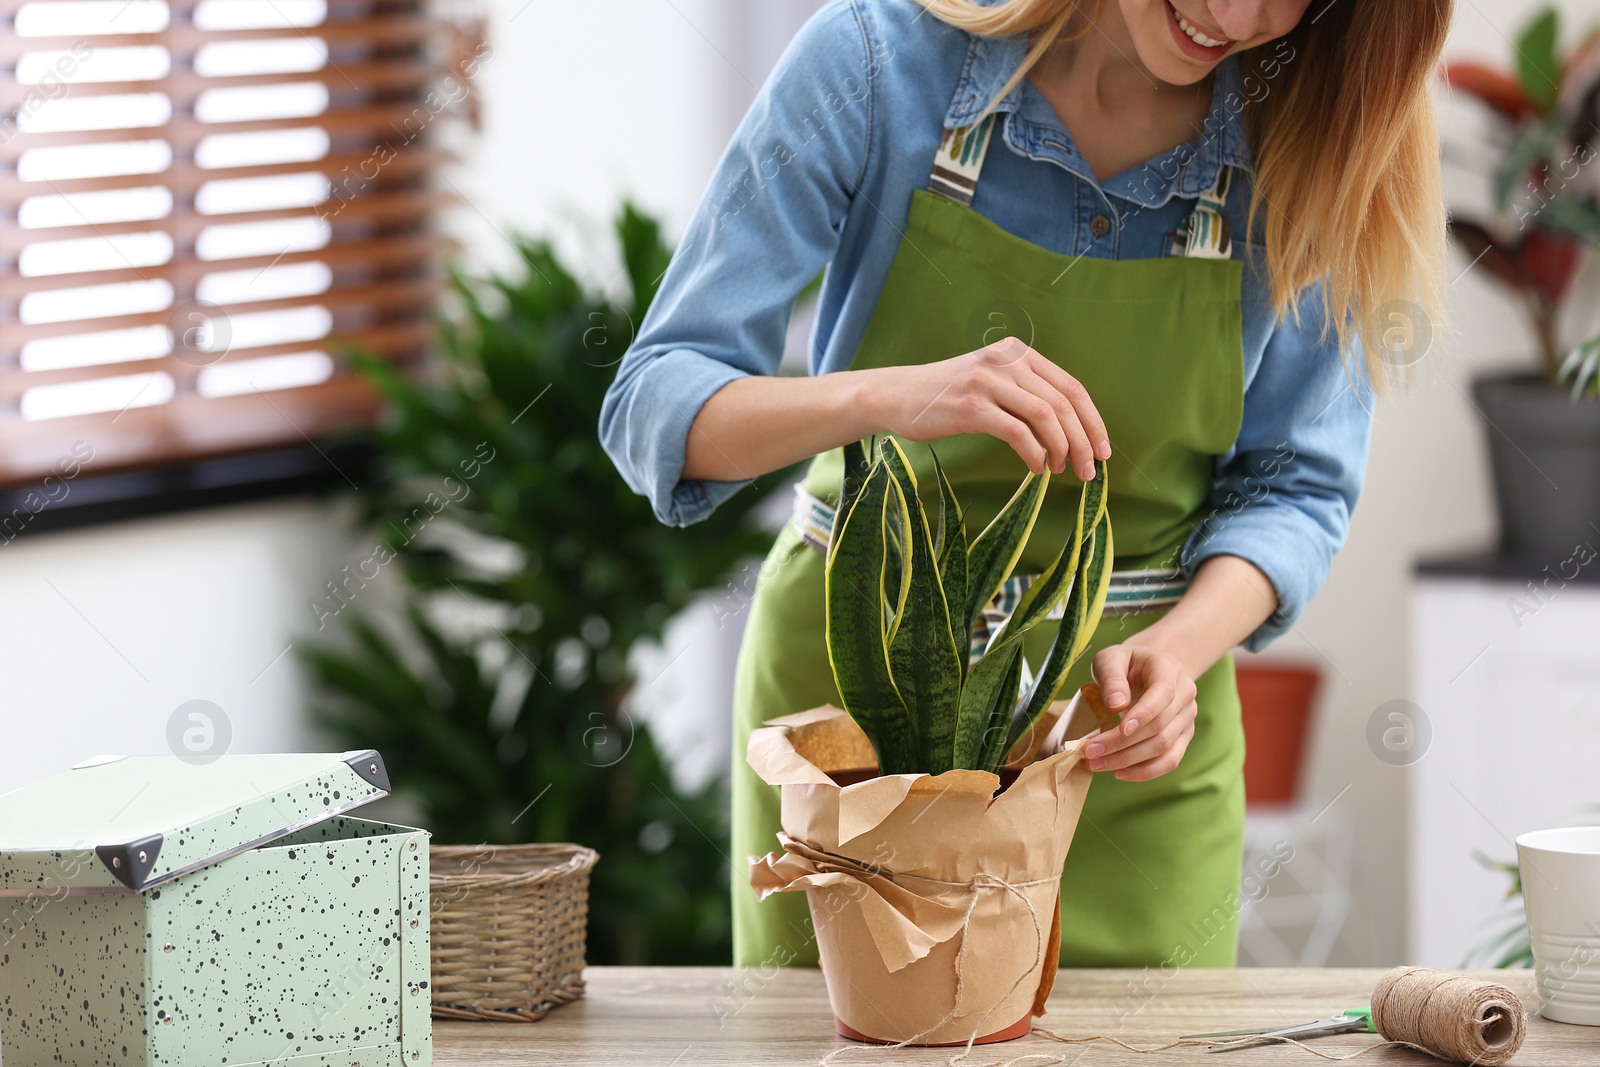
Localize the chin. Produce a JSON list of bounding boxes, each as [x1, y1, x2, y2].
[[1124, 0, 1241, 86]]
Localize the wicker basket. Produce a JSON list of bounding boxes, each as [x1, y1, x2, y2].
[[429, 842, 599, 1021]]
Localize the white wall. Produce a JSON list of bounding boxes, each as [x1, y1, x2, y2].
[[445, 0, 769, 283], [0, 497, 373, 793]]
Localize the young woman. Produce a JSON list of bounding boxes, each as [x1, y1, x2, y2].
[[601, 0, 1450, 967]]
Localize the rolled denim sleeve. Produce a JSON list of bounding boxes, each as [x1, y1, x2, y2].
[[599, 0, 873, 526], [1181, 281, 1376, 651]]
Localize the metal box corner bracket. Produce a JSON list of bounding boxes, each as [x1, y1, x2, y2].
[[0, 750, 433, 1067]]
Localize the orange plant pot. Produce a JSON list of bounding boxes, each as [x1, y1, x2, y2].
[[1235, 663, 1320, 805]]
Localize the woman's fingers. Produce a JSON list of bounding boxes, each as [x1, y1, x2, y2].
[[1112, 716, 1197, 782], [1026, 353, 1112, 463], [1086, 647, 1196, 765], [1118, 655, 1188, 738], [1019, 366, 1096, 480], [985, 409, 1052, 474], [1091, 646, 1134, 712], [1089, 683, 1186, 763], [995, 380, 1071, 475], [1086, 708, 1190, 771], [891, 341, 1108, 479]]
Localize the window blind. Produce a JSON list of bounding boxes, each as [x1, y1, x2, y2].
[[0, 0, 481, 489]]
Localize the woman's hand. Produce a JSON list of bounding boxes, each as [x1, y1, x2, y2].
[[863, 337, 1111, 479], [1084, 642, 1199, 781]]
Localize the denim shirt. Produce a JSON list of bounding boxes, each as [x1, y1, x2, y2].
[[599, 0, 1374, 651]]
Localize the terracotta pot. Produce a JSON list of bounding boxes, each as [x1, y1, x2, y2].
[[1235, 663, 1319, 805]]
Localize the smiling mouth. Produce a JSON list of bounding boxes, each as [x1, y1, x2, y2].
[[1166, 1, 1233, 53]]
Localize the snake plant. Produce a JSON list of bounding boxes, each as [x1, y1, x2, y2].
[[824, 435, 1112, 777]]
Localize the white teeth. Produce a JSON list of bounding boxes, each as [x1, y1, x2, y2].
[[1176, 12, 1228, 48]]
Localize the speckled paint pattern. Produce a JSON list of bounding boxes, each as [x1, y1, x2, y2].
[[0, 753, 392, 894], [1, 892, 149, 1065], [0, 754, 431, 1067]]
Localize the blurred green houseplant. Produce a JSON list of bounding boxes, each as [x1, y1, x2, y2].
[[301, 206, 787, 964]]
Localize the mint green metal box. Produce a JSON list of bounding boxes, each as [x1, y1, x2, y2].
[[0, 750, 431, 1067]]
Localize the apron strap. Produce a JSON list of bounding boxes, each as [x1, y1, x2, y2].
[[1172, 164, 1234, 259], [928, 114, 998, 207]]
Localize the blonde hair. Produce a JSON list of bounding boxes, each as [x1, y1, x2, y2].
[[917, 0, 1452, 385]]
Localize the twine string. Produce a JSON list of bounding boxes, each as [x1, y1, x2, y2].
[[811, 925, 1530, 1067]]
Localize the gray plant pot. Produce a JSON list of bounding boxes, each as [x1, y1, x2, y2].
[[1471, 372, 1600, 560]]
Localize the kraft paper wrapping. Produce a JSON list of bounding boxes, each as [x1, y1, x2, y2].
[[747, 696, 1098, 1046]]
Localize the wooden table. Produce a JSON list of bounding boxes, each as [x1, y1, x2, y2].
[[434, 966, 1597, 1065]]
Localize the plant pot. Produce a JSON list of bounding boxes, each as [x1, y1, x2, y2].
[[1472, 372, 1600, 560], [746, 698, 1097, 1046], [1235, 663, 1319, 805]]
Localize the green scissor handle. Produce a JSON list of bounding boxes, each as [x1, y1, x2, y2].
[[1344, 1008, 1376, 1033]]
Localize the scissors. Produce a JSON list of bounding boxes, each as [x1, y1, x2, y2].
[[1182, 1008, 1376, 1052]]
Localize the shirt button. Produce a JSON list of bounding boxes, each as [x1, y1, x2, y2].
[[1090, 214, 1112, 239]]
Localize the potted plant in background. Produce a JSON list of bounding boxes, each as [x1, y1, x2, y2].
[[303, 205, 792, 973], [1445, 7, 1600, 558], [747, 437, 1114, 1046]]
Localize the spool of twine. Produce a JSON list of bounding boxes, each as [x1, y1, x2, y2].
[[1369, 966, 1527, 1066]]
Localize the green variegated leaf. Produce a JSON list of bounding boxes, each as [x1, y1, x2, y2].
[[834, 437, 872, 545], [975, 642, 1027, 772], [952, 549, 1076, 768], [824, 463, 914, 774], [878, 437, 919, 644], [1081, 459, 1109, 532], [931, 450, 968, 673], [985, 469, 1097, 646], [883, 473, 911, 640], [953, 637, 1011, 768], [957, 463, 1106, 768], [963, 471, 1048, 639], [877, 435, 920, 506], [998, 504, 1114, 769], [1068, 510, 1113, 663], [883, 470, 964, 774]]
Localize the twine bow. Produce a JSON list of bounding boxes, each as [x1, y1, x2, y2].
[[749, 832, 1056, 982]]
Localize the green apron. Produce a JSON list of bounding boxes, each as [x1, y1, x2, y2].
[[730, 106, 1248, 969]]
